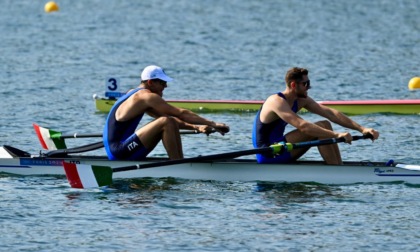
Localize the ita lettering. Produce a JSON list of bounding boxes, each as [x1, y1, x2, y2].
[[127, 141, 138, 151]]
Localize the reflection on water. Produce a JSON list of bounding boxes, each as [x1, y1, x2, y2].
[[93, 178, 346, 208], [255, 182, 340, 205], [113, 177, 181, 191]]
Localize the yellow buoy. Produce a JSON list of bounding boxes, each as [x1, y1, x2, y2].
[[408, 77, 420, 90], [44, 1, 59, 13]]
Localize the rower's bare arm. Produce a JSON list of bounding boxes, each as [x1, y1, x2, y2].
[[305, 100, 355, 127], [146, 95, 230, 135], [304, 100, 379, 140], [171, 117, 213, 134], [176, 109, 230, 134], [270, 99, 339, 139], [283, 111, 339, 139]]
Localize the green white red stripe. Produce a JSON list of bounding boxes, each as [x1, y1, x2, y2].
[[33, 123, 67, 150], [63, 162, 112, 188]]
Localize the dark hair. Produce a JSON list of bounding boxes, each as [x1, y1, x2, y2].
[[285, 67, 308, 87]]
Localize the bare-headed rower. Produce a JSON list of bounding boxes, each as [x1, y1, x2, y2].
[[252, 67, 379, 165]]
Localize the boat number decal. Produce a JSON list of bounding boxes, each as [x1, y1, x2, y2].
[[105, 77, 124, 98], [107, 77, 119, 91]]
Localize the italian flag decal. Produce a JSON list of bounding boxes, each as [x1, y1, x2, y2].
[[33, 123, 67, 150], [63, 163, 113, 188]]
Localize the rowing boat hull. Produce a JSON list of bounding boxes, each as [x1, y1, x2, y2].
[[1, 152, 419, 185], [95, 98, 264, 113], [93, 96, 420, 114], [319, 100, 420, 115]]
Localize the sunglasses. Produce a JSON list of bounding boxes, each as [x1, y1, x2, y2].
[[299, 80, 311, 89], [154, 79, 167, 86]]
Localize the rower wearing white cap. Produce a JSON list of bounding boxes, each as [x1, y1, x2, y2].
[[103, 65, 230, 161]]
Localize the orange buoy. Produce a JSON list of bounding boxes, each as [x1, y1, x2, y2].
[[408, 77, 420, 90], [44, 1, 59, 13]]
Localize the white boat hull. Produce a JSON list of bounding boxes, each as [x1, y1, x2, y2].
[[1, 148, 420, 185]]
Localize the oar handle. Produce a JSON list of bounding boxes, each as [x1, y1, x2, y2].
[[352, 133, 373, 141], [179, 129, 217, 134]]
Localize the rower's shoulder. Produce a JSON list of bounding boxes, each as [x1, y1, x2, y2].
[[265, 94, 288, 107], [130, 89, 158, 101], [262, 95, 288, 112], [132, 88, 150, 95], [266, 93, 283, 102], [297, 96, 316, 105]]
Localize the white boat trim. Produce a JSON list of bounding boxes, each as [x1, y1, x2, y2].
[[395, 164, 420, 171]]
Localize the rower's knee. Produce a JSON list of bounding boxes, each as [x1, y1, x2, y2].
[[158, 116, 179, 131], [315, 120, 333, 130]]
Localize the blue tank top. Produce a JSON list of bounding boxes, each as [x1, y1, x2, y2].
[[103, 88, 145, 158], [252, 92, 298, 148]]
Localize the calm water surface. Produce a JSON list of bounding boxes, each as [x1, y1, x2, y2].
[[1, 0, 419, 251]]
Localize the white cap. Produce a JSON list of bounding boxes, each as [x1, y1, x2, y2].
[[141, 65, 173, 82]]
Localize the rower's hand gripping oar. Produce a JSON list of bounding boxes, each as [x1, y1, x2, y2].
[[63, 134, 372, 189]]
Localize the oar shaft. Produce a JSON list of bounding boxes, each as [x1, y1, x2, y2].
[[55, 130, 212, 139], [113, 147, 275, 172], [113, 134, 372, 173], [287, 134, 371, 151], [44, 141, 104, 157], [59, 133, 102, 139], [45, 130, 218, 156]]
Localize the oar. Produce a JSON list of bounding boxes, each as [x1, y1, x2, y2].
[[33, 123, 214, 151], [33, 123, 68, 150], [43, 141, 105, 157], [63, 134, 372, 189]]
